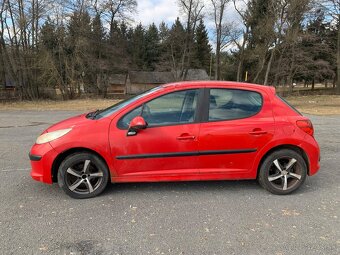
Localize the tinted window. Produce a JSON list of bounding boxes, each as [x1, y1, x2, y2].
[[208, 89, 262, 121], [118, 89, 199, 129]]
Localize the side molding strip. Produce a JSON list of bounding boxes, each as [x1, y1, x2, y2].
[[116, 149, 257, 160]]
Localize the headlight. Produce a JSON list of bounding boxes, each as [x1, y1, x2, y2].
[[36, 128, 72, 144]]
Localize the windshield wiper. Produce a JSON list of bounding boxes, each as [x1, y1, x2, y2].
[[86, 109, 101, 120]]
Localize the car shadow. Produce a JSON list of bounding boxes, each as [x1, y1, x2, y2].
[[101, 178, 319, 197], [103, 179, 263, 195], [29, 177, 318, 199]]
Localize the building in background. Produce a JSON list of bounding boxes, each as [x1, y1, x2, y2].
[[109, 69, 209, 95], [107, 74, 128, 95]]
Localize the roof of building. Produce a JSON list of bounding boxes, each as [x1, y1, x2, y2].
[[128, 69, 209, 84], [183, 69, 209, 81], [128, 71, 174, 84]]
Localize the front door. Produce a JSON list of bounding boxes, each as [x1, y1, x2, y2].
[[198, 88, 275, 176], [109, 89, 202, 178]]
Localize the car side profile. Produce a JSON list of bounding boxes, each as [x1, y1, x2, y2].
[[29, 81, 320, 198]]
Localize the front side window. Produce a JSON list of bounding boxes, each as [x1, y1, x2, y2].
[[208, 89, 262, 121], [94, 87, 161, 119], [118, 89, 199, 129]]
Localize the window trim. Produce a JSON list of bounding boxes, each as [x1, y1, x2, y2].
[[201, 88, 264, 123], [116, 88, 204, 130]]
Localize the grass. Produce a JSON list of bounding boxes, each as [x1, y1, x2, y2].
[[1, 95, 340, 115], [0, 99, 119, 111], [285, 95, 340, 115]]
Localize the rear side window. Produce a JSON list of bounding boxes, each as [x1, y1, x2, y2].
[[208, 89, 263, 121]]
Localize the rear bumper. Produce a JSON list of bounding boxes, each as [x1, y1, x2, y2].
[[29, 143, 58, 184], [300, 136, 320, 176]]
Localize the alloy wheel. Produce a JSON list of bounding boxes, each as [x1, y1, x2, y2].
[[267, 157, 303, 191], [65, 159, 104, 194]]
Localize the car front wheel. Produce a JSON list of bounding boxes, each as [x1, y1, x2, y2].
[[258, 149, 307, 195], [57, 152, 109, 199]]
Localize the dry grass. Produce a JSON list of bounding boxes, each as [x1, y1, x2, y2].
[[285, 95, 340, 115], [1, 95, 340, 115], [0, 99, 119, 111]]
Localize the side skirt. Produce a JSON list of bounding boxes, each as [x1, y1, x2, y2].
[[111, 172, 257, 183]]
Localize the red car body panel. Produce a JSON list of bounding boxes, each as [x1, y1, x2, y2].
[[29, 81, 320, 185]]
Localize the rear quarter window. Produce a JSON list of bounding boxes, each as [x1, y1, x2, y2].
[[208, 89, 263, 121]]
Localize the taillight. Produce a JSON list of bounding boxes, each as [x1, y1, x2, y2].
[[296, 120, 314, 136]]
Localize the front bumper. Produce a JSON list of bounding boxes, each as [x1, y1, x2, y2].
[[29, 143, 58, 184]]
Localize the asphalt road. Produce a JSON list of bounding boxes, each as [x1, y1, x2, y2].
[[0, 110, 339, 255]]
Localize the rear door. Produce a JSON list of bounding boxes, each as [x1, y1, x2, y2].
[[198, 87, 275, 175]]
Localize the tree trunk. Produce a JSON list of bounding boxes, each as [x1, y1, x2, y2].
[[236, 59, 242, 82], [264, 47, 275, 85], [337, 16, 340, 94], [236, 30, 248, 82], [253, 52, 266, 83], [215, 42, 220, 80]]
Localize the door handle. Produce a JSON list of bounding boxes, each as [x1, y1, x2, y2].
[[177, 134, 196, 140], [249, 129, 267, 135]]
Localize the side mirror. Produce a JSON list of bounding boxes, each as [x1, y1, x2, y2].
[[127, 116, 147, 136]]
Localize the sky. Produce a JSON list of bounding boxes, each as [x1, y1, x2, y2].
[[134, 0, 245, 49], [135, 0, 244, 26], [135, 0, 180, 25]]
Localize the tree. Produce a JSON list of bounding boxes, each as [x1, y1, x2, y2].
[[90, 13, 108, 95], [318, 0, 340, 93], [130, 23, 146, 70], [145, 23, 160, 70], [295, 11, 335, 89], [104, 0, 137, 36], [232, 0, 251, 82], [177, 0, 205, 79], [194, 19, 212, 72], [210, 0, 233, 80], [167, 18, 187, 77]]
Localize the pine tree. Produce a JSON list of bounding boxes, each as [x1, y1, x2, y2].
[[131, 23, 146, 69], [145, 23, 160, 70], [40, 18, 58, 51], [91, 14, 105, 59], [159, 22, 169, 43], [194, 19, 212, 72], [90, 13, 107, 94], [167, 18, 186, 73]]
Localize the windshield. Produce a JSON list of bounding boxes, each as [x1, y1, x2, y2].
[[93, 87, 162, 119]]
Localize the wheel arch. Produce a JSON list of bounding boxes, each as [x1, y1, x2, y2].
[[51, 147, 111, 182], [256, 144, 310, 179]]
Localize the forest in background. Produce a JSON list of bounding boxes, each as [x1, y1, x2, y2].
[[0, 0, 339, 99]]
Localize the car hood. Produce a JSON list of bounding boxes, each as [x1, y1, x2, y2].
[[45, 113, 91, 132]]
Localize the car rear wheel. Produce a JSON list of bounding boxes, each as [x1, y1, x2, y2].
[[258, 149, 307, 195], [57, 152, 109, 199]]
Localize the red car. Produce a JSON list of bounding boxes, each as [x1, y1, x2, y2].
[[29, 81, 320, 198]]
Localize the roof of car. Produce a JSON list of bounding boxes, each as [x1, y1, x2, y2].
[[161, 80, 276, 94]]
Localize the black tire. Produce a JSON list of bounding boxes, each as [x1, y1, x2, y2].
[[58, 152, 109, 199], [258, 149, 307, 195]]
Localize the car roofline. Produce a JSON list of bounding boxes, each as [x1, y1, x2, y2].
[[161, 80, 276, 94]]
